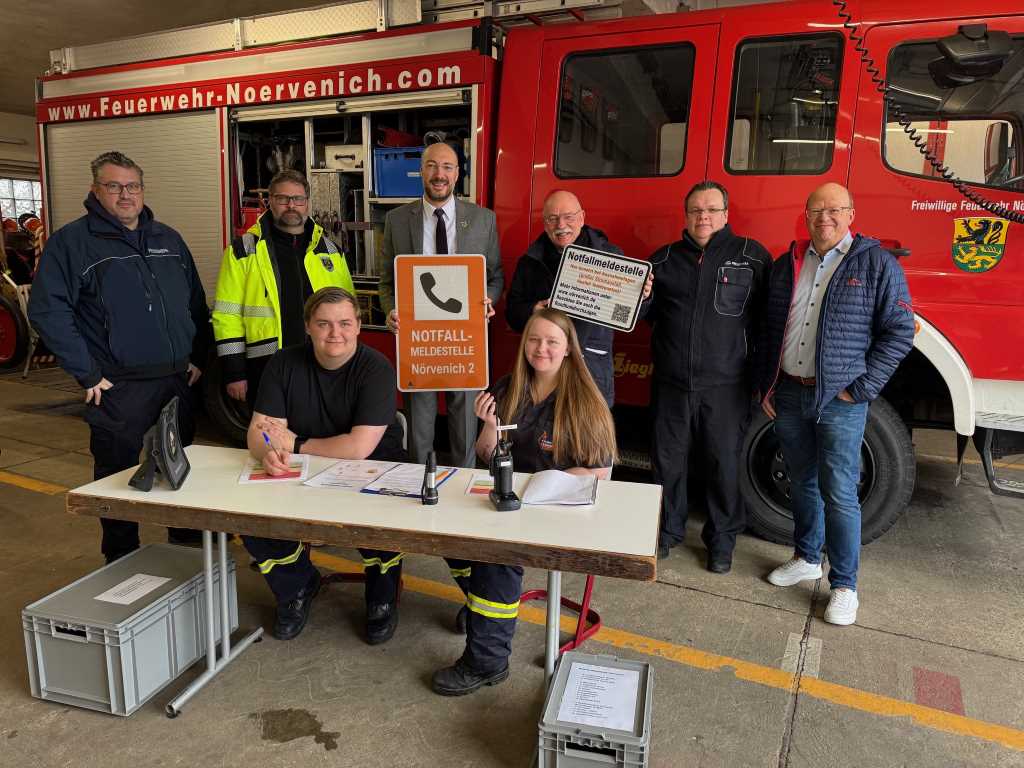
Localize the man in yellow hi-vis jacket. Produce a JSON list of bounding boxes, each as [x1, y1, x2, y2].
[[213, 170, 354, 404]]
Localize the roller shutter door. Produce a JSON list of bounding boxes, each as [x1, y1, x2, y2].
[[44, 111, 223, 296]]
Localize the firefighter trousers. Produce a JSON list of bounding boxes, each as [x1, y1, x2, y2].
[[242, 536, 402, 605], [446, 558, 524, 674], [85, 373, 201, 562], [652, 382, 751, 556]]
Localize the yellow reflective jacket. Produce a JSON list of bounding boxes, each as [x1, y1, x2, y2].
[[212, 212, 354, 381]]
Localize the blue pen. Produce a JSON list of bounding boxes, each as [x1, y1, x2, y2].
[[261, 431, 277, 455]]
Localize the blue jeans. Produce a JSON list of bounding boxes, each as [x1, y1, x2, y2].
[[772, 379, 868, 590]]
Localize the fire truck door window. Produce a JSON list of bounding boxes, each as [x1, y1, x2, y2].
[[554, 44, 695, 179], [884, 35, 1024, 192], [726, 34, 842, 174]]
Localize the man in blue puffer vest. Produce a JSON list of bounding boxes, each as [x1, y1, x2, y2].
[[29, 151, 211, 563], [755, 182, 913, 626]]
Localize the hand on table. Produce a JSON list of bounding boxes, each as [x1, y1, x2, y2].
[[255, 418, 297, 454]]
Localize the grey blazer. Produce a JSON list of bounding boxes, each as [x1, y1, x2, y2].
[[378, 198, 503, 314]]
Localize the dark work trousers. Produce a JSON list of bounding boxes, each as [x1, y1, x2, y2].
[[86, 373, 199, 562], [446, 557, 524, 674], [242, 537, 402, 605], [651, 382, 751, 557]]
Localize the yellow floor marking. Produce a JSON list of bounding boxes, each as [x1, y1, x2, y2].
[[3, 474, 1020, 753], [310, 550, 1024, 753], [0, 469, 68, 496]]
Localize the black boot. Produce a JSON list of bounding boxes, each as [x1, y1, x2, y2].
[[366, 602, 399, 645], [454, 605, 468, 634], [273, 570, 320, 640], [431, 659, 509, 696]]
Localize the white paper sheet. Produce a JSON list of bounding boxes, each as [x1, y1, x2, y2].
[[555, 663, 640, 732], [237, 455, 309, 483], [304, 459, 399, 491], [94, 573, 172, 605], [465, 473, 495, 496], [522, 470, 597, 505]]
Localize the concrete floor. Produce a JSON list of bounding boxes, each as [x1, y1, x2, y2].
[[1, 368, 1022, 767]]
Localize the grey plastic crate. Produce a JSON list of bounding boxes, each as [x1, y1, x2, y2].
[[539, 652, 654, 768], [23, 543, 238, 716]]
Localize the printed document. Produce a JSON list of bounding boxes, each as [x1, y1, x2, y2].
[[238, 455, 310, 483], [304, 460, 399, 491], [94, 574, 172, 605], [556, 662, 640, 733]]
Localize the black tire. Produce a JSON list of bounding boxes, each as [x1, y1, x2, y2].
[[202, 357, 250, 447], [0, 293, 28, 371], [740, 396, 915, 545]]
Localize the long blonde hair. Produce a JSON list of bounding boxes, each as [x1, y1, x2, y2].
[[499, 308, 617, 468]]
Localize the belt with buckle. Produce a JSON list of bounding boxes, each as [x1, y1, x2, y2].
[[782, 372, 816, 387]]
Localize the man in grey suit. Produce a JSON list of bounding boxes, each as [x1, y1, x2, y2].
[[379, 142, 503, 467]]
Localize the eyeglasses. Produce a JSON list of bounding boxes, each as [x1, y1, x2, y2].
[[270, 194, 309, 206], [543, 210, 582, 226], [686, 207, 726, 217], [424, 161, 458, 174], [806, 206, 852, 218], [97, 181, 143, 195]]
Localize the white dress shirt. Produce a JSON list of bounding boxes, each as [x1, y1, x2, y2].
[[421, 196, 457, 255], [781, 232, 853, 378]]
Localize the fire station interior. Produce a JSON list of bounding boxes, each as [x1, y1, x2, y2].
[[2, 3, 1024, 768], [234, 98, 473, 328]]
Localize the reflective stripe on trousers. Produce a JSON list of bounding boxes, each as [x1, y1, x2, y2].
[[467, 591, 520, 620], [257, 542, 304, 574], [362, 552, 404, 574]]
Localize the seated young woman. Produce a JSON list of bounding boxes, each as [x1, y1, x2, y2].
[[432, 307, 616, 696]]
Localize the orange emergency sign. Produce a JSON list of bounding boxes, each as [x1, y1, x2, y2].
[[394, 254, 489, 392]]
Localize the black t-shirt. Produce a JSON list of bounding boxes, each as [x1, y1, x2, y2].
[[255, 342, 404, 461], [490, 375, 610, 473]]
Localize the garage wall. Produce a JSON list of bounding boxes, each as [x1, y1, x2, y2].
[[44, 111, 224, 294], [0, 112, 40, 179]]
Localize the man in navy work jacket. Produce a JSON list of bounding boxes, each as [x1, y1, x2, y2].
[[641, 181, 770, 572], [756, 182, 914, 626], [505, 189, 622, 406], [29, 151, 210, 563]]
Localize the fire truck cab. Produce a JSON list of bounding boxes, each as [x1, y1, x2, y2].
[[34, 0, 1024, 543]]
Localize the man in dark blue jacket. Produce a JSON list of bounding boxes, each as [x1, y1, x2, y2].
[[505, 190, 621, 406], [29, 151, 211, 562], [756, 182, 913, 626]]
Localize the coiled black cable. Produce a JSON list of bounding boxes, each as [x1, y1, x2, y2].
[[832, 0, 1024, 223]]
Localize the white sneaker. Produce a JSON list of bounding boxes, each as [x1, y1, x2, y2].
[[767, 557, 823, 587], [824, 588, 859, 626]]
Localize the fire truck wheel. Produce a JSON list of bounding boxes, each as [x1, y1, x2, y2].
[[0, 293, 29, 371], [202, 358, 250, 447], [741, 396, 915, 545]]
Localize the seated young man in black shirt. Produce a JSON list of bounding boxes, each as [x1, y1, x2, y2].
[[245, 287, 406, 642]]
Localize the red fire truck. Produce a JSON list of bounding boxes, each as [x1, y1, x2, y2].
[[27, 0, 1024, 542]]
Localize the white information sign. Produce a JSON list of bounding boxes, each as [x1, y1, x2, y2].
[[555, 662, 640, 733], [549, 245, 651, 332], [94, 574, 172, 605]]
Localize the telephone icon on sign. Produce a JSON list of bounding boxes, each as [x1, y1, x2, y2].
[[420, 272, 463, 314]]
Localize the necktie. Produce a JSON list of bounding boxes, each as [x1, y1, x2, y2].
[[434, 208, 448, 255]]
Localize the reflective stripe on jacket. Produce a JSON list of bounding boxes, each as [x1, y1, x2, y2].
[[211, 212, 354, 381]]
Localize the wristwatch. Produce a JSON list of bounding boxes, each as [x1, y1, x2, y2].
[[293, 436, 308, 454]]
